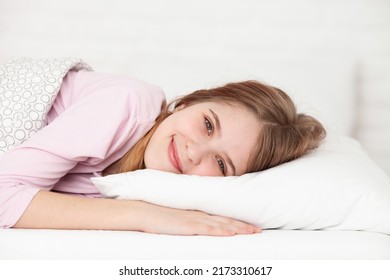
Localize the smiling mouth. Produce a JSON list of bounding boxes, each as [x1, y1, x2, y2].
[[168, 137, 183, 173]]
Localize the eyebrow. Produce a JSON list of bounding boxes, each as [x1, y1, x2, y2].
[[209, 108, 237, 176]]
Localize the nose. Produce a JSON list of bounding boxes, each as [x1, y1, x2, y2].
[[186, 139, 209, 165]]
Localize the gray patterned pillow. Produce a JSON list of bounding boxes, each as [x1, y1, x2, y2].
[[0, 57, 92, 155]]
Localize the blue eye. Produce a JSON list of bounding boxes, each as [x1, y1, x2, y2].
[[205, 118, 213, 135], [216, 156, 226, 176]]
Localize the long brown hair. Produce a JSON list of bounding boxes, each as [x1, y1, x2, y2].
[[104, 80, 326, 175]]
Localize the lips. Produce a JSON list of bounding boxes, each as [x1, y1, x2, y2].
[[168, 137, 183, 173]]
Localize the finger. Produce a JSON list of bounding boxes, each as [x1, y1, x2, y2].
[[193, 223, 238, 236], [204, 215, 262, 234]]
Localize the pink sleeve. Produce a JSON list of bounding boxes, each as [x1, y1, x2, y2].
[[0, 71, 165, 228]]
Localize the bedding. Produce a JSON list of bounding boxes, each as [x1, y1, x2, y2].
[[1, 228, 389, 259], [0, 57, 91, 155], [92, 133, 390, 235]]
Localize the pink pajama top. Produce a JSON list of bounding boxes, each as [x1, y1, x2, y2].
[[0, 70, 166, 228]]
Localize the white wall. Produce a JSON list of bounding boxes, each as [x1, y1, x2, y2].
[[1, 0, 389, 174]]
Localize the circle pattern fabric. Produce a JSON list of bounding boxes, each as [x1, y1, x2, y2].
[[0, 57, 92, 155]]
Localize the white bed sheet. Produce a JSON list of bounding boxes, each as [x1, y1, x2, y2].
[[1, 229, 389, 260]]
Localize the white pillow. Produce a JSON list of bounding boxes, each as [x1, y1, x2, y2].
[[91, 135, 390, 235]]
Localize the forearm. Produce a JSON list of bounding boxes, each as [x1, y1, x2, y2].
[[13, 190, 261, 236], [13, 190, 144, 231]]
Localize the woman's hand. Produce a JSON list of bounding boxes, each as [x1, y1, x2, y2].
[[134, 201, 261, 236]]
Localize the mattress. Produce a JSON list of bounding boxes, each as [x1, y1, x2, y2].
[[1, 229, 389, 260]]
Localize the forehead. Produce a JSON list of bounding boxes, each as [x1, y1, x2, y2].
[[187, 101, 244, 114], [190, 101, 255, 122]]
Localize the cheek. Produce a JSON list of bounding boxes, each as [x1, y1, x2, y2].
[[176, 116, 204, 138], [187, 159, 220, 176]]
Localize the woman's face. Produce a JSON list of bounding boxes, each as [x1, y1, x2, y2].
[[144, 101, 261, 176]]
